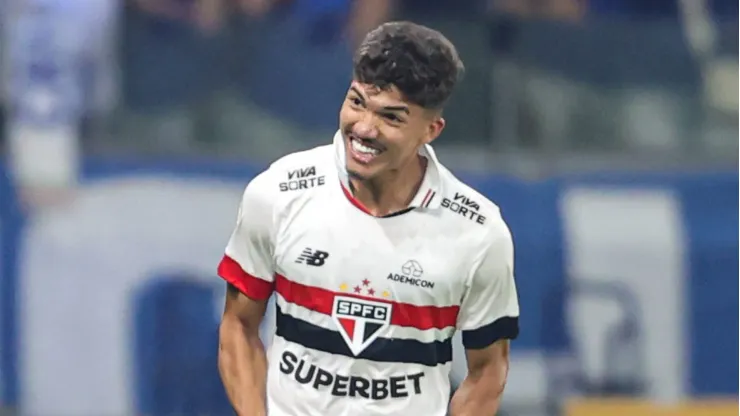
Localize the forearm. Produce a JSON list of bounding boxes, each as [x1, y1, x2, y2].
[[449, 366, 507, 416], [218, 316, 269, 416]]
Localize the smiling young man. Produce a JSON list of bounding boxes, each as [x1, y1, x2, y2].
[[217, 21, 520, 416]]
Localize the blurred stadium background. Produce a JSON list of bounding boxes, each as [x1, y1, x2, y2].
[[0, 0, 738, 415]]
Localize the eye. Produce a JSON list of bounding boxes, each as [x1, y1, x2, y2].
[[382, 113, 402, 123], [348, 96, 363, 107]]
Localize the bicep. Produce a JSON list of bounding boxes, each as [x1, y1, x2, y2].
[[464, 339, 511, 387], [222, 282, 269, 335]]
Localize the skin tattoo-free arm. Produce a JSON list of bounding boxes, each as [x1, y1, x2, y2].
[[449, 339, 510, 415], [219, 284, 270, 416], [217, 170, 278, 416], [450, 216, 520, 415]]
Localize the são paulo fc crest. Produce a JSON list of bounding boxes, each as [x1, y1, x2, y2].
[[332, 296, 392, 356]]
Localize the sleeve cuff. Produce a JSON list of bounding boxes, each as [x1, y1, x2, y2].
[[217, 255, 274, 301], [462, 316, 519, 349]]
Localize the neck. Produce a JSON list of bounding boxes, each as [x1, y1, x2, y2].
[[350, 155, 427, 217]]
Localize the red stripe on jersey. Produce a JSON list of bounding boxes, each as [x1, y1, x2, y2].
[[218, 255, 274, 301], [420, 189, 432, 207], [275, 273, 459, 330], [424, 191, 436, 208], [340, 183, 372, 215]]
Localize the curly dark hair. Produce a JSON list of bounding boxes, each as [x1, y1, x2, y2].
[[352, 21, 465, 110]]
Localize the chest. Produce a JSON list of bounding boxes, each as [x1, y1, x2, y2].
[[272, 197, 472, 308]]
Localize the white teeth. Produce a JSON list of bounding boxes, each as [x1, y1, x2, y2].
[[351, 138, 380, 155]]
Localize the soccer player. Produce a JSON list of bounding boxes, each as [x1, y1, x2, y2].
[[217, 21, 519, 416]]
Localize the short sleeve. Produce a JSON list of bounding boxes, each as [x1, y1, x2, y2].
[[457, 219, 520, 349], [217, 171, 276, 301]]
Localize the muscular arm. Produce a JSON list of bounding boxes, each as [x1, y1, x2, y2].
[[218, 283, 270, 416], [449, 339, 511, 416]]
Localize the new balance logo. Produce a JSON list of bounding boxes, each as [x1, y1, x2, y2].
[[295, 248, 329, 266]]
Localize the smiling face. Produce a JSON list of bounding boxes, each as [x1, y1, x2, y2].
[[339, 81, 445, 181], [340, 21, 464, 183]]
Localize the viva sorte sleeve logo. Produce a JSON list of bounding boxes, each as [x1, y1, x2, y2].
[[332, 279, 393, 356], [280, 166, 326, 191]]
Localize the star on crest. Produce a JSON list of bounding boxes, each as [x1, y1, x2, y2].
[[339, 279, 391, 300]]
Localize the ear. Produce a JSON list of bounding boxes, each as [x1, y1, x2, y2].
[[423, 117, 446, 145]]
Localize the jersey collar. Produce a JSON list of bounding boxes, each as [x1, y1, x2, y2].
[[333, 130, 443, 210]]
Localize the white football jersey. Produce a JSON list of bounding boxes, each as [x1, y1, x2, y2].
[[218, 132, 520, 416]]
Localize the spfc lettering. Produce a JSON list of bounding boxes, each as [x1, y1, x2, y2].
[[442, 192, 486, 225], [280, 166, 325, 191], [332, 296, 392, 355]]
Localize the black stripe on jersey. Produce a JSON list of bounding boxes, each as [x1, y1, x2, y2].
[[462, 316, 519, 350], [424, 192, 436, 208], [275, 305, 453, 367], [381, 207, 414, 218]]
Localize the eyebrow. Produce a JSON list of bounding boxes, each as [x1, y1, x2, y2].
[[350, 86, 410, 115], [350, 86, 367, 102], [381, 105, 410, 115]]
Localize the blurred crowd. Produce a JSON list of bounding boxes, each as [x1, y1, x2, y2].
[[0, 0, 737, 179], [0, 3, 736, 415]]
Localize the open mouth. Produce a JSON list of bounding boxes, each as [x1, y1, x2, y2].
[[348, 135, 385, 164]]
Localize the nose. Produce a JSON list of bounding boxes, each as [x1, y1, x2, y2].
[[352, 113, 379, 139]]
